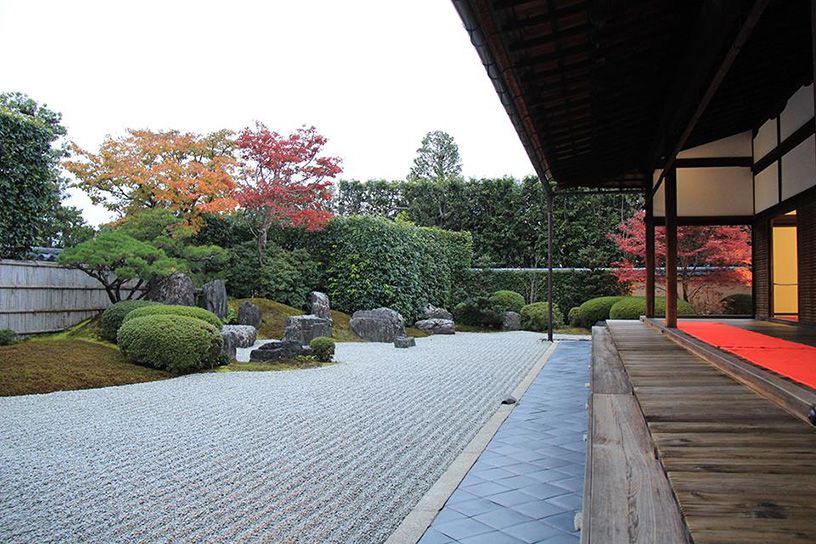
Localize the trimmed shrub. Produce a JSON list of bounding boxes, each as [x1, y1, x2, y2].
[[123, 304, 222, 330], [0, 328, 17, 345], [520, 302, 563, 332], [310, 336, 335, 362], [117, 315, 223, 373], [454, 297, 504, 328], [489, 290, 526, 313], [567, 307, 580, 327], [572, 296, 625, 328], [100, 300, 159, 342], [721, 293, 752, 315], [608, 296, 695, 320]]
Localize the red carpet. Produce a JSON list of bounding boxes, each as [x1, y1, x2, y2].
[[678, 321, 816, 390]]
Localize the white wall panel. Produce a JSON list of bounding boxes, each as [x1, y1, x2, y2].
[[678, 131, 752, 158], [780, 84, 814, 140], [781, 134, 816, 200], [754, 164, 779, 212], [753, 117, 777, 161], [653, 167, 753, 217]]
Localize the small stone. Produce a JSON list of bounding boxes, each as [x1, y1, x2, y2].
[[201, 279, 228, 319], [221, 325, 257, 348], [309, 291, 332, 322], [237, 302, 262, 328], [422, 303, 453, 321], [350, 307, 406, 342], [282, 315, 332, 345], [394, 336, 416, 348], [502, 311, 521, 331], [501, 396, 517, 405], [414, 318, 455, 335]]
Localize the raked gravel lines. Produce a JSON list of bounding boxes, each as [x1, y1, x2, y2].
[[0, 331, 552, 544]]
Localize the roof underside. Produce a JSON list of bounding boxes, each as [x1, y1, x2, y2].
[[454, 0, 813, 189]]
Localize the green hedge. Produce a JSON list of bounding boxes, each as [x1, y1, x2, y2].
[[310, 336, 335, 362], [520, 302, 562, 332], [117, 315, 223, 373], [453, 297, 504, 328], [489, 290, 525, 313], [572, 296, 625, 328], [100, 300, 159, 342], [317, 216, 472, 321], [608, 296, 695, 320], [0, 328, 16, 346], [123, 304, 223, 329], [461, 269, 628, 317]]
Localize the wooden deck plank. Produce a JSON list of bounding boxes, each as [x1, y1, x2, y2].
[[590, 326, 632, 394], [605, 320, 816, 544]]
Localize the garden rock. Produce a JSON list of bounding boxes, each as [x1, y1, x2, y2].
[[414, 318, 455, 335], [146, 272, 196, 306], [394, 336, 416, 348], [503, 311, 521, 331], [221, 333, 237, 360], [201, 279, 228, 319], [350, 307, 406, 342], [423, 303, 453, 321], [221, 325, 257, 348], [309, 291, 332, 322], [282, 315, 332, 346], [249, 340, 309, 362], [237, 301, 262, 328]]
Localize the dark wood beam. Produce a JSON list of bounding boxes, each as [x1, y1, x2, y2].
[[645, 185, 656, 318], [674, 157, 753, 168], [665, 168, 678, 328]]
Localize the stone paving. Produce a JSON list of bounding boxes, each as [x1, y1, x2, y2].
[[420, 341, 589, 544], [0, 332, 551, 544]]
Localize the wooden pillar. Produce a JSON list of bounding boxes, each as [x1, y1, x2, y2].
[[645, 186, 656, 318], [665, 168, 678, 328], [546, 188, 554, 342]]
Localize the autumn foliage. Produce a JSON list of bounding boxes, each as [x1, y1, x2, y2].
[[610, 211, 751, 308], [234, 123, 341, 255], [64, 129, 237, 230]]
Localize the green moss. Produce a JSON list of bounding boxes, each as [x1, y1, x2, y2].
[[608, 296, 695, 319], [0, 339, 170, 396], [215, 359, 333, 372]]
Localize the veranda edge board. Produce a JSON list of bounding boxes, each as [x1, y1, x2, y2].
[[606, 321, 816, 544]]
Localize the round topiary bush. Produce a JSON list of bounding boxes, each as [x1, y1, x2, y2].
[[489, 290, 526, 313], [100, 300, 159, 342], [310, 336, 336, 362], [572, 296, 625, 329], [123, 304, 223, 330], [117, 315, 223, 373], [520, 302, 563, 332], [0, 328, 17, 346], [608, 296, 695, 320], [567, 307, 580, 327], [721, 293, 752, 315], [454, 297, 504, 328]]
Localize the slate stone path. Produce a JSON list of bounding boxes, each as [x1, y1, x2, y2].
[[0, 332, 552, 544], [420, 341, 589, 544]]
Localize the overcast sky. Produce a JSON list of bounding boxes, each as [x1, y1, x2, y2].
[[0, 0, 534, 226]]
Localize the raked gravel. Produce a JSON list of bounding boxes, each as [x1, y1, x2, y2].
[[0, 331, 551, 544]]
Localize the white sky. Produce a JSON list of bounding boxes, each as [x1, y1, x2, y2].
[[0, 0, 534, 226]]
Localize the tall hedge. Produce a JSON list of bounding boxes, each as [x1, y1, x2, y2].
[[316, 216, 472, 321], [462, 268, 628, 317]]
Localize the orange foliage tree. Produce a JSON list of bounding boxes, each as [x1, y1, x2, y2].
[[64, 129, 237, 229], [609, 210, 752, 309]]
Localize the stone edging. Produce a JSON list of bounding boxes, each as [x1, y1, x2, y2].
[[384, 340, 560, 544]]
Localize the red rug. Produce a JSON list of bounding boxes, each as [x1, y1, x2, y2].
[[678, 321, 816, 390]]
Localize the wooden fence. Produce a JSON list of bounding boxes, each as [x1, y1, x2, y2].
[[0, 259, 134, 335]]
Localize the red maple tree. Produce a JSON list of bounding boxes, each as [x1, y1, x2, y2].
[[609, 210, 752, 308], [235, 123, 341, 259]]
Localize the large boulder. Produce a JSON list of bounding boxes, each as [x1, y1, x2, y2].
[[423, 303, 453, 321], [414, 318, 455, 335], [282, 315, 332, 345], [237, 301, 262, 328], [503, 311, 521, 331], [221, 325, 257, 348], [201, 279, 228, 319], [249, 340, 309, 362], [309, 291, 332, 322], [146, 272, 196, 306], [350, 307, 406, 342]]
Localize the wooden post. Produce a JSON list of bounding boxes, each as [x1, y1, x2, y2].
[[665, 168, 678, 328], [547, 188, 554, 342], [645, 184, 656, 318]]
